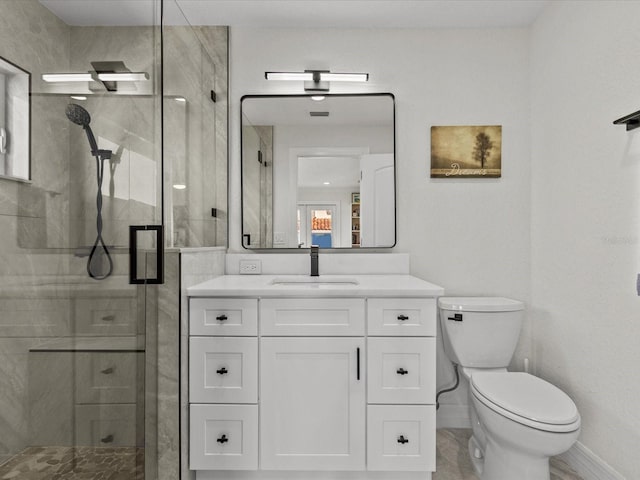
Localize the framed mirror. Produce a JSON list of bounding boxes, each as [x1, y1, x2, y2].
[[241, 93, 395, 249]]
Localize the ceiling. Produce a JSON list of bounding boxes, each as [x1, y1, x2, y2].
[[39, 0, 549, 28]]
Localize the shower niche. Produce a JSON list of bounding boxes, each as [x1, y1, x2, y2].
[[0, 55, 30, 182]]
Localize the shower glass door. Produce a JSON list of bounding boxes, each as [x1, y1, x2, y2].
[[0, 1, 164, 479]]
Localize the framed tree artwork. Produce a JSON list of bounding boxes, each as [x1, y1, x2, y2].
[[430, 125, 502, 178]]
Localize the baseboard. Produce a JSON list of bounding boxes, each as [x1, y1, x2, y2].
[[559, 441, 625, 480], [436, 404, 470, 429]]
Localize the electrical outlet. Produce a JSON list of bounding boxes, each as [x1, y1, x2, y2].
[[239, 259, 262, 275]]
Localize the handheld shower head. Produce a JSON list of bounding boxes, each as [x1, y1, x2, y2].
[[66, 103, 98, 155], [65, 103, 91, 127]]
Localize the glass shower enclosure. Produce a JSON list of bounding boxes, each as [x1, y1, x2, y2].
[[0, 0, 226, 478]]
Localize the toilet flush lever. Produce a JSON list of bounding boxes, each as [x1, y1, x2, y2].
[[448, 313, 463, 322]]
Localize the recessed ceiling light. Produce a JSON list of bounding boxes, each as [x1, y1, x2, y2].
[[311, 95, 325, 101], [70, 95, 87, 101], [175, 97, 186, 102], [323, 181, 331, 185], [173, 184, 186, 190]]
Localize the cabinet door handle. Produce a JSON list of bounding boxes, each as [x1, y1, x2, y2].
[[101, 434, 114, 444], [396, 367, 409, 375], [101, 367, 114, 375], [397, 314, 409, 321], [216, 367, 228, 375], [217, 434, 229, 444], [101, 315, 115, 322], [397, 435, 409, 444], [216, 314, 228, 322], [356, 347, 360, 381]]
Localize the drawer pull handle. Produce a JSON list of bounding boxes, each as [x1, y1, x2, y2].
[[397, 435, 409, 444], [101, 434, 114, 444], [101, 367, 114, 375], [217, 434, 229, 444], [396, 367, 409, 375], [102, 315, 115, 322], [397, 314, 409, 321], [216, 314, 228, 322], [216, 367, 228, 375]]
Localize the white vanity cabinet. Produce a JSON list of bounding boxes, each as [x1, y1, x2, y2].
[[187, 274, 443, 480], [260, 337, 365, 470]]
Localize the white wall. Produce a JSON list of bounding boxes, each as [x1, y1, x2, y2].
[[230, 26, 532, 407], [531, 2, 640, 478]]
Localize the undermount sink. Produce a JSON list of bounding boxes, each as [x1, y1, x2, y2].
[[270, 276, 359, 286]]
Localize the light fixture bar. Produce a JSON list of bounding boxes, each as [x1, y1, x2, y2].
[[265, 70, 369, 91], [320, 72, 369, 82], [42, 72, 149, 83], [265, 72, 314, 81], [97, 72, 149, 82], [42, 73, 93, 83]]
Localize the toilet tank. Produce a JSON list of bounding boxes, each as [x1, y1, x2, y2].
[[438, 297, 524, 369]]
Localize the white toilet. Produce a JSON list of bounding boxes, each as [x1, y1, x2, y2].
[[438, 297, 581, 480]]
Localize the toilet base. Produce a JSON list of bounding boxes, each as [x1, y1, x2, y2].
[[467, 435, 484, 477], [480, 438, 551, 480]]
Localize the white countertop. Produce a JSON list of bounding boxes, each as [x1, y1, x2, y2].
[[187, 274, 444, 298]]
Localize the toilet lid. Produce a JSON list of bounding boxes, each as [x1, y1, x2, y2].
[[471, 372, 580, 433]]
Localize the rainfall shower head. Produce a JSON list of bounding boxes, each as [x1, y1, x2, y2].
[[66, 103, 98, 155], [65, 103, 91, 127]]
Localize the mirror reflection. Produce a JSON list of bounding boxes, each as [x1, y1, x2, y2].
[[241, 93, 395, 249]]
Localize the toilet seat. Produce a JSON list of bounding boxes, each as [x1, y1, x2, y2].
[[471, 372, 580, 433]]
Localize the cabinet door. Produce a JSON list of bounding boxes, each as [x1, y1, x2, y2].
[[260, 337, 365, 470]]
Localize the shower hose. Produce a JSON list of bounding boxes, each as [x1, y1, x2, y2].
[[87, 152, 113, 280]]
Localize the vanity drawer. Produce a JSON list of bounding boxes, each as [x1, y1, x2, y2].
[[260, 298, 365, 336], [367, 405, 436, 471], [74, 298, 137, 336], [189, 337, 258, 403], [367, 337, 435, 404], [367, 298, 436, 336], [75, 352, 142, 404], [75, 403, 141, 447], [190, 404, 258, 470], [190, 298, 258, 336]]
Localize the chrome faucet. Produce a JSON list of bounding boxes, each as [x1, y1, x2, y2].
[[310, 245, 319, 277]]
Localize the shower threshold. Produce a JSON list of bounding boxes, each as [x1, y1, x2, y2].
[[0, 445, 143, 479]]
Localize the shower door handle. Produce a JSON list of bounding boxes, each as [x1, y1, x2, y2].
[[129, 225, 164, 284]]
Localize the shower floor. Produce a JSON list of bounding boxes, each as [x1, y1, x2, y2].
[[0, 446, 143, 480]]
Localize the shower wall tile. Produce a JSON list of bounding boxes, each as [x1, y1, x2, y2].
[[70, 27, 157, 96], [164, 26, 228, 248], [0, 0, 70, 94], [179, 247, 226, 479], [0, 338, 47, 457], [157, 251, 180, 480]]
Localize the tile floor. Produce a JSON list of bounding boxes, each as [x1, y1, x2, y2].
[[0, 446, 143, 479], [435, 429, 584, 480], [0, 430, 584, 480]]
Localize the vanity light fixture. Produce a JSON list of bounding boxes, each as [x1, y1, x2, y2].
[[42, 73, 93, 82], [613, 109, 640, 131], [265, 70, 369, 92], [43, 72, 149, 83]]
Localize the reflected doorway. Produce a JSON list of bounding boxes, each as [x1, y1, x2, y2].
[[297, 203, 339, 248]]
